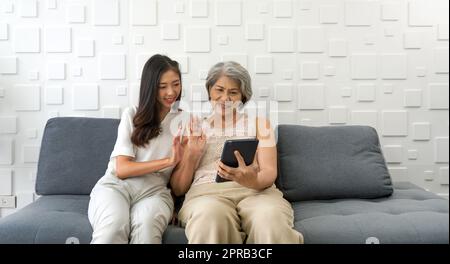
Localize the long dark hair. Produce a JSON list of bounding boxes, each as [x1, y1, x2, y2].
[[131, 54, 182, 147]]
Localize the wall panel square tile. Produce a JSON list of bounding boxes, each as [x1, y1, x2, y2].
[[435, 137, 449, 163], [72, 84, 99, 110], [382, 111, 408, 136], [13, 85, 40, 111], [298, 84, 325, 110], [0, 139, 13, 165], [351, 54, 377, 80], [93, 0, 119, 26], [185, 27, 210, 53], [99, 54, 126, 80], [429, 84, 449, 110], [299, 26, 325, 53], [216, 0, 241, 26], [14, 27, 40, 53], [269, 27, 295, 53]]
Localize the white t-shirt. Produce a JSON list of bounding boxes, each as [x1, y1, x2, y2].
[[101, 104, 184, 197]]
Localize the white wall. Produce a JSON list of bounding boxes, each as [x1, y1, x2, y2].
[[0, 0, 449, 216]]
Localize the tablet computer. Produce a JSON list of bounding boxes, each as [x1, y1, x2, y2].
[[216, 138, 259, 183]]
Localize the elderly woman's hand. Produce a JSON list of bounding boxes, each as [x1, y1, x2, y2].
[[184, 115, 207, 165], [217, 150, 260, 189]]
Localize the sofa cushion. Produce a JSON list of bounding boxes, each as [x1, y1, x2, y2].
[[36, 117, 120, 195], [0, 195, 93, 244], [0, 195, 188, 244], [292, 182, 449, 244], [276, 125, 393, 202]]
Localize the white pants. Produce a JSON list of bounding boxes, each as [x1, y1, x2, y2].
[[88, 177, 174, 244]]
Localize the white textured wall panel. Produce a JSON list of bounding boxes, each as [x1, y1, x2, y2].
[[298, 84, 325, 110], [0, 56, 17, 74], [320, 5, 339, 24], [329, 39, 347, 57], [0, 139, 13, 165], [383, 145, 404, 164], [274, 0, 293, 18], [404, 89, 422, 108], [216, 0, 241, 26], [345, 0, 375, 26], [0, 116, 17, 134], [67, 4, 86, 24], [408, 0, 434, 26], [246, 23, 265, 40], [381, 2, 401, 21], [389, 167, 409, 182], [47, 62, 66, 80], [131, 0, 157, 26], [72, 84, 99, 110], [274, 84, 293, 102], [382, 111, 408, 137], [99, 53, 126, 80], [184, 27, 210, 52], [93, 0, 120, 26], [0, 169, 13, 195], [299, 27, 325, 53], [191, 0, 208, 18], [45, 27, 72, 53], [23, 146, 40, 163], [433, 48, 449, 74], [329, 106, 348, 124], [440, 168, 449, 185], [351, 54, 377, 80], [162, 22, 180, 40], [381, 54, 408, 80], [269, 27, 295, 53], [255, 56, 273, 74], [429, 84, 449, 110], [351, 111, 378, 129], [357, 83, 376, 102], [0, 0, 448, 215], [412, 122, 431, 141], [301, 62, 320, 80], [14, 27, 40, 53], [19, 0, 37, 18], [13, 85, 40, 111], [0, 23, 8, 40], [45, 86, 64, 105], [435, 137, 449, 163], [77, 39, 95, 57]]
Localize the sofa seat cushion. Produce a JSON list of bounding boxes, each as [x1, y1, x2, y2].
[[0, 195, 92, 244], [292, 182, 449, 244], [0, 195, 188, 244]]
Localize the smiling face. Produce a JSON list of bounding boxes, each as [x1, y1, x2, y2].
[[209, 75, 243, 116], [157, 69, 181, 110]]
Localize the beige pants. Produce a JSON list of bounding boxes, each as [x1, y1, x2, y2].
[[178, 181, 303, 244]]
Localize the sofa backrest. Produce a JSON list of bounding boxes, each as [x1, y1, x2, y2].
[[36, 117, 120, 195], [275, 125, 393, 202]]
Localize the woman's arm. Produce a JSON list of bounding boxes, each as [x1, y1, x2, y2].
[[170, 117, 207, 196], [170, 150, 200, 196], [254, 117, 278, 189], [116, 132, 183, 180], [116, 156, 175, 180]]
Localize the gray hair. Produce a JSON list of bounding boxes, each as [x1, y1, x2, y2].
[[205, 61, 253, 104]]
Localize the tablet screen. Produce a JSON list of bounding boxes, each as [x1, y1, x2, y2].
[[216, 138, 259, 183]]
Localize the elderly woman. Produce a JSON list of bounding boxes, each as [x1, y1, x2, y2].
[[170, 61, 303, 244]]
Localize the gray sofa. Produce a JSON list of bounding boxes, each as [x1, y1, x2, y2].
[[0, 117, 448, 244]]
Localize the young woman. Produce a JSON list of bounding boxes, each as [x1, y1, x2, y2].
[[170, 61, 303, 244], [88, 54, 184, 244]]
